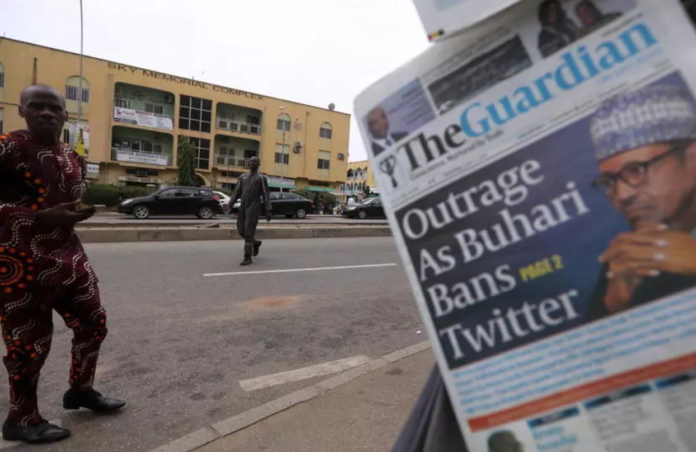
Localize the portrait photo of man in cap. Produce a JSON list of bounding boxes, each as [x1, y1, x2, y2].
[[587, 77, 696, 319]]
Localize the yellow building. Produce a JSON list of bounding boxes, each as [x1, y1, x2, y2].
[[0, 38, 350, 193], [341, 160, 379, 199]]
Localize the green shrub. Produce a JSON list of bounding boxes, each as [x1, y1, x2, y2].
[[83, 184, 150, 207]]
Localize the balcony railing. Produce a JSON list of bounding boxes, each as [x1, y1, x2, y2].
[[215, 155, 252, 168], [114, 107, 174, 131], [112, 148, 172, 166], [216, 117, 262, 135]]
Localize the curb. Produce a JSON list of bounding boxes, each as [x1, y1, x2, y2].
[[76, 227, 392, 243], [146, 341, 432, 452]]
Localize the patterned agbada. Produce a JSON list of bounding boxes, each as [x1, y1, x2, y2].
[[0, 130, 107, 427]]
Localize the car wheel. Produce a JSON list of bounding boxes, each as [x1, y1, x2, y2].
[[296, 208, 307, 219], [198, 206, 215, 219], [358, 210, 368, 219], [133, 205, 150, 219]]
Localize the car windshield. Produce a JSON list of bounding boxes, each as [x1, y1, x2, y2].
[[362, 198, 378, 205]]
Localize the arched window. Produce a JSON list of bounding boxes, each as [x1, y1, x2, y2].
[[277, 113, 291, 131], [66, 76, 90, 102], [0, 62, 5, 89], [320, 122, 332, 139], [347, 169, 354, 179]]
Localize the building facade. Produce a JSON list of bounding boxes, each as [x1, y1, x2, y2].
[[341, 160, 378, 199], [0, 38, 350, 193]]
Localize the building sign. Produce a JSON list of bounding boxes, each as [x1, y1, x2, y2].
[[107, 62, 263, 100], [114, 149, 170, 167], [67, 122, 90, 156], [114, 107, 174, 130], [267, 176, 295, 189], [86, 163, 100, 178]]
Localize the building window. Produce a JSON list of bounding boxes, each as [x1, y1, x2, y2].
[[317, 151, 331, 170], [115, 98, 130, 109], [63, 129, 70, 144], [0, 108, 3, 134], [179, 95, 212, 133], [181, 136, 211, 169], [320, 122, 332, 139], [274, 144, 290, 165], [0, 63, 5, 89], [247, 115, 260, 125], [277, 113, 291, 131], [146, 104, 164, 115], [66, 76, 90, 102]]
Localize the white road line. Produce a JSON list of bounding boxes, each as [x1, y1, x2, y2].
[[204, 263, 398, 277], [239, 356, 372, 392]]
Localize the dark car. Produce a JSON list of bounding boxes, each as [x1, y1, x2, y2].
[[231, 192, 315, 219], [118, 186, 224, 219], [343, 197, 385, 219]]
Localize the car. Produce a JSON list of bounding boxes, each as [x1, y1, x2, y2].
[[343, 197, 385, 219], [231, 192, 315, 219], [118, 186, 224, 219], [213, 191, 232, 214]]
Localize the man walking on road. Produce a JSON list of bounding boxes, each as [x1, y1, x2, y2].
[[0, 85, 124, 444], [232, 156, 272, 266]]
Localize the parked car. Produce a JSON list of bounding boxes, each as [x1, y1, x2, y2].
[[118, 187, 224, 219], [231, 192, 315, 219], [213, 191, 231, 214], [343, 197, 385, 219]]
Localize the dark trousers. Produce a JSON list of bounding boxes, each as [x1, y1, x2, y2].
[[1, 270, 108, 427], [237, 202, 261, 258]]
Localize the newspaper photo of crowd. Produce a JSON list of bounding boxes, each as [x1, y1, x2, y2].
[[427, 36, 532, 114], [536, 0, 634, 58]]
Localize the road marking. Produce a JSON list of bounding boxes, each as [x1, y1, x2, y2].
[[204, 263, 398, 277], [0, 419, 62, 449], [239, 356, 372, 392]]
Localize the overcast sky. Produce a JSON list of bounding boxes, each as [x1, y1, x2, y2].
[[3, 0, 429, 162]]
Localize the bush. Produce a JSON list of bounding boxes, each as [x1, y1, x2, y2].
[[82, 184, 150, 207]]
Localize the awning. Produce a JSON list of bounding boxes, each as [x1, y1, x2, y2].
[[306, 186, 335, 192]]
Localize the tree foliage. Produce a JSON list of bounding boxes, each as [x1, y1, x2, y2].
[[177, 137, 198, 187]]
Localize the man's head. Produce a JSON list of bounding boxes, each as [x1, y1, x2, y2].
[[539, 0, 562, 26], [19, 85, 68, 143], [249, 156, 260, 171], [591, 83, 696, 230], [576, 1, 602, 26], [488, 431, 523, 452], [367, 107, 390, 140]]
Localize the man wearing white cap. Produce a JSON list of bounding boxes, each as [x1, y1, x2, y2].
[[587, 80, 696, 318]]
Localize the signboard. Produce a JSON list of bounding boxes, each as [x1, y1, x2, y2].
[[114, 107, 174, 131], [114, 149, 170, 166], [267, 176, 296, 189], [86, 163, 100, 179]]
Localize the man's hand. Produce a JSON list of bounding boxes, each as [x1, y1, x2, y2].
[[600, 225, 696, 278], [36, 200, 95, 226], [265, 211, 272, 222]]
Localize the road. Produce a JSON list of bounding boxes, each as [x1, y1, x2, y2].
[[0, 238, 421, 452], [83, 213, 389, 225]]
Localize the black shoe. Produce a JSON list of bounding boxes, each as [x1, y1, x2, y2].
[[253, 241, 262, 257], [240, 257, 253, 266], [63, 389, 125, 412], [2, 421, 71, 444]]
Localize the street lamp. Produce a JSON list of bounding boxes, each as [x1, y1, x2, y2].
[[77, 0, 84, 126], [279, 106, 287, 193]]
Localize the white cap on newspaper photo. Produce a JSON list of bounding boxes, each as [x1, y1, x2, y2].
[[590, 83, 696, 161]]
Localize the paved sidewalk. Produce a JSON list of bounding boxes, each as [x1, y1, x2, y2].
[[194, 349, 434, 452]]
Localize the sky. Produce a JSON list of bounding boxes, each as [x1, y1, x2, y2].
[[2, 0, 430, 162]]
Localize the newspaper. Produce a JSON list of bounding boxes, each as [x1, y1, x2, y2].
[[355, 0, 696, 450], [412, 0, 520, 41]]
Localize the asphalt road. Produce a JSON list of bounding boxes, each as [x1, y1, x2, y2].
[[83, 214, 389, 225], [0, 238, 421, 452]]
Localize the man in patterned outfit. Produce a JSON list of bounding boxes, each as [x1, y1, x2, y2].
[[0, 85, 124, 444], [232, 156, 272, 266]]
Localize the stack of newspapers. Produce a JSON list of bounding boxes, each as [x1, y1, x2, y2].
[[355, 0, 696, 451]]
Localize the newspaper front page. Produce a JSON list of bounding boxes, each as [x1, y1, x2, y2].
[[412, 0, 520, 41], [355, 0, 696, 450]]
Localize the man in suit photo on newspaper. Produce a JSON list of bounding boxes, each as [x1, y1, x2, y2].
[[366, 107, 408, 156]]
